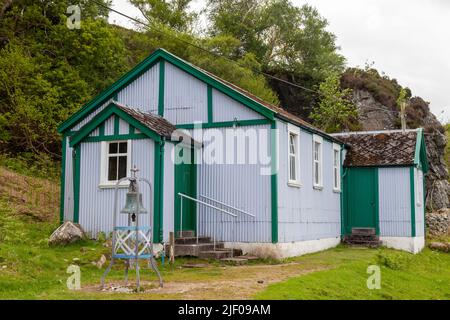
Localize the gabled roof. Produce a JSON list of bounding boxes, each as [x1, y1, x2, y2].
[[69, 102, 175, 147], [332, 129, 429, 172], [58, 48, 341, 144]]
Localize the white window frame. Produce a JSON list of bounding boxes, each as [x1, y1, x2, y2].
[[287, 124, 301, 187], [332, 143, 341, 192], [415, 168, 423, 207], [312, 134, 323, 189], [99, 140, 131, 188]]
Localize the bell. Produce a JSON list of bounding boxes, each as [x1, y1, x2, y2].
[[120, 192, 147, 215]]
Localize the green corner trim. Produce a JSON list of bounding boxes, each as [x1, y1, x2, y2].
[[158, 60, 165, 117], [73, 144, 81, 224], [340, 145, 345, 235], [153, 141, 165, 242], [70, 103, 163, 147], [82, 133, 147, 143], [410, 166, 416, 237], [207, 85, 213, 123], [414, 128, 429, 173], [59, 134, 67, 224], [374, 168, 380, 235], [270, 121, 278, 243], [114, 115, 120, 135], [99, 123, 105, 137], [176, 119, 272, 129]]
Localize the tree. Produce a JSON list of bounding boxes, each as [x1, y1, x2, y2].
[[310, 73, 359, 133], [130, 0, 198, 32], [207, 0, 345, 116]]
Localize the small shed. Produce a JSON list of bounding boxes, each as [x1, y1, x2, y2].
[[333, 129, 428, 253]]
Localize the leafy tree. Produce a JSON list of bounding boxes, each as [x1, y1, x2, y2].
[[310, 73, 359, 133], [206, 0, 345, 116], [130, 0, 198, 32]]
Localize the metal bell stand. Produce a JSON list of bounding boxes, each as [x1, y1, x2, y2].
[[101, 167, 163, 291]]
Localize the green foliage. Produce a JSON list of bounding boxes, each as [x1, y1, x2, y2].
[[130, 0, 198, 32], [341, 67, 409, 112], [376, 250, 412, 270], [207, 0, 345, 115], [310, 73, 359, 133], [0, 153, 60, 181]]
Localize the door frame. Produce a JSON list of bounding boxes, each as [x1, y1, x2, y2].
[[174, 145, 197, 234], [343, 167, 379, 235]]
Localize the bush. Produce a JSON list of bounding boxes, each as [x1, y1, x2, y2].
[[376, 250, 412, 270]]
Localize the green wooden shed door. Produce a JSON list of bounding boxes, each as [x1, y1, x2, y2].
[[344, 167, 378, 234], [174, 146, 197, 234]]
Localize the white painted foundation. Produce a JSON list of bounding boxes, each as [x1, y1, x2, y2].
[[380, 236, 425, 254], [225, 237, 341, 259]]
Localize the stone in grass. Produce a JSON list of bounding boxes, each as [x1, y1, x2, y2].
[[429, 242, 450, 253], [48, 221, 86, 246]]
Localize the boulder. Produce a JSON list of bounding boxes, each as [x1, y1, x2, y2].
[[48, 221, 85, 246], [429, 242, 450, 253], [426, 209, 450, 236]]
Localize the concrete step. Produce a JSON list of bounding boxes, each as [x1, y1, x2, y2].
[[220, 257, 248, 265], [175, 236, 211, 245], [165, 242, 224, 257], [199, 249, 233, 260], [351, 228, 376, 236], [216, 248, 243, 256], [176, 230, 195, 238]]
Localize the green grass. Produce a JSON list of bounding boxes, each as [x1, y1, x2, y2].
[[1, 165, 450, 300], [255, 247, 450, 300]]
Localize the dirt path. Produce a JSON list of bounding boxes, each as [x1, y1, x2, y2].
[[83, 262, 329, 299]]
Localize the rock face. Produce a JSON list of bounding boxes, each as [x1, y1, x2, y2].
[[48, 221, 85, 246], [425, 209, 450, 236], [351, 89, 450, 210]]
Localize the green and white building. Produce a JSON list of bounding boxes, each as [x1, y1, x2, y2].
[[58, 49, 428, 258]]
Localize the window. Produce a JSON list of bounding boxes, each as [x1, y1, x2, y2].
[[313, 135, 323, 188], [100, 140, 131, 187], [333, 143, 341, 192], [287, 124, 301, 186]]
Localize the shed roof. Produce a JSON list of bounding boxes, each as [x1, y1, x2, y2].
[[116, 102, 176, 138], [332, 129, 428, 172]]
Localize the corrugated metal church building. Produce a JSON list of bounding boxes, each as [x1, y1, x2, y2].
[[58, 48, 428, 258]]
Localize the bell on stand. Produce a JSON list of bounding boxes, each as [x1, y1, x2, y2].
[[100, 166, 163, 291]]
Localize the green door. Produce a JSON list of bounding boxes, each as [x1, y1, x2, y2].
[[344, 167, 378, 234], [174, 146, 197, 233]]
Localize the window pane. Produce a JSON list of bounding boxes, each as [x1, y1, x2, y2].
[[119, 142, 127, 153], [108, 156, 117, 181], [334, 168, 338, 188], [109, 142, 118, 154], [334, 150, 339, 166], [314, 142, 319, 160], [289, 156, 296, 181], [289, 134, 295, 154], [118, 156, 127, 179], [314, 162, 319, 184]]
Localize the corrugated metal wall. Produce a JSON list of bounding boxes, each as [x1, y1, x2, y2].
[[117, 63, 159, 114], [212, 88, 264, 122], [78, 139, 155, 238], [72, 100, 112, 131], [163, 143, 175, 242], [277, 120, 341, 242], [415, 168, 425, 237], [63, 136, 74, 221], [378, 167, 412, 237], [197, 125, 272, 242], [164, 63, 208, 124]]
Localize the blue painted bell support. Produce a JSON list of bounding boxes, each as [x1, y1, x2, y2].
[[101, 166, 163, 291]]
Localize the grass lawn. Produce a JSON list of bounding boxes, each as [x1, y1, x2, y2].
[[0, 166, 449, 300]]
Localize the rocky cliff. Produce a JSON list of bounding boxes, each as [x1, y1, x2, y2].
[[340, 68, 449, 210]]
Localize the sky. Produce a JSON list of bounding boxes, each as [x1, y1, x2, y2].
[[109, 0, 450, 123]]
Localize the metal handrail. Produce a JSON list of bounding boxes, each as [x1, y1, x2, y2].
[[178, 193, 237, 246], [199, 195, 256, 218]]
